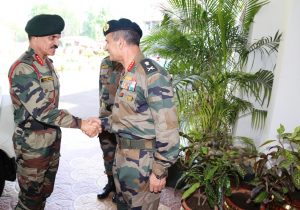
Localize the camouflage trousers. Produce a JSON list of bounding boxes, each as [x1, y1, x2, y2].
[[113, 147, 160, 210], [98, 131, 117, 175], [13, 127, 61, 210]]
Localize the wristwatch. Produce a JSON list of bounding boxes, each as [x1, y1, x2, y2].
[[154, 171, 168, 180]]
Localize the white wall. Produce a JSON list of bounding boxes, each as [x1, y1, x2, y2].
[[261, 0, 300, 142], [234, 0, 300, 145]]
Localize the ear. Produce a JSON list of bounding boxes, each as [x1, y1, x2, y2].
[[118, 38, 125, 49]]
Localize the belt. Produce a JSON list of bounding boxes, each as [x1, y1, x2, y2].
[[18, 120, 58, 131], [116, 135, 156, 150]]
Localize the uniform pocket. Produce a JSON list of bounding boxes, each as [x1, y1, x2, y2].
[[17, 159, 39, 182], [118, 89, 137, 111], [115, 149, 153, 192], [25, 130, 56, 150], [40, 80, 55, 102], [17, 158, 45, 195], [40, 80, 54, 92]]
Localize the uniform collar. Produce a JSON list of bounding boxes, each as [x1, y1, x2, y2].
[[125, 52, 145, 73], [34, 54, 44, 65], [28, 47, 46, 66], [133, 52, 145, 65]]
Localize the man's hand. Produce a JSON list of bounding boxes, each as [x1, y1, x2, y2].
[[149, 173, 166, 193], [88, 117, 102, 135], [87, 117, 101, 128], [80, 117, 102, 137]]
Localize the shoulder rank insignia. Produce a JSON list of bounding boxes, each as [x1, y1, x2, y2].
[[41, 76, 54, 82], [101, 67, 109, 75], [101, 64, 109, 69], [141, 59, 158, 75]]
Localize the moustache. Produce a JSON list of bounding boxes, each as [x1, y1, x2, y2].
[[51, 45, 58, 49]]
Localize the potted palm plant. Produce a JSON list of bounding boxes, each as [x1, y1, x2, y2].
[[142, 0, 281, 209]]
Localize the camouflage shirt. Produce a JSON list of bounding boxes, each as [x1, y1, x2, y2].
[[8, 48, 81, 129], [99, 56, 123, 117], [102, 52, 180, 176]]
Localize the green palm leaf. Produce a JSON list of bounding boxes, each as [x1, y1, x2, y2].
[[142, 0, 281, 207]]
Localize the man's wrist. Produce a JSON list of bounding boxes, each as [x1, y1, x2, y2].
[[75, 117, 82, 129], [154, 173, 167, 180], [152, 161, 168, 179], [153, 170, 168, 180]]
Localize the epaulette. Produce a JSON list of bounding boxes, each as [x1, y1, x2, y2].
[[20, 50, 34, 65], [113, 62, 123, 71], [140, 59, 158, 75], [8, 50, 42, 87]]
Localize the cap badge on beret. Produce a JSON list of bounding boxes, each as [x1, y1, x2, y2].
[[103, 22, 109, 33], [103, 18, 143, 38]]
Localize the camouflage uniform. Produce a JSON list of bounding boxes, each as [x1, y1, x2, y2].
[[98, 57, 122, 193], [101, 53, 180, 209], [8, 48, 81, 210]]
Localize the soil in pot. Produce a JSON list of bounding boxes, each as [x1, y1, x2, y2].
[[286, 190, 300, 209], [224, 191, 261, 210], [182, 193, 215, 210]]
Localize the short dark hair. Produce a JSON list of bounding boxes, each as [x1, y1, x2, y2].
[[112, 30, 141, 46]]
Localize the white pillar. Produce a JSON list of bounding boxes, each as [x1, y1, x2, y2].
[[261, 0, 300, 142], [234, 0, 300, 145]]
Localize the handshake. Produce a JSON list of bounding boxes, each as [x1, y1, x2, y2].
[[80, 117, 102, 137]]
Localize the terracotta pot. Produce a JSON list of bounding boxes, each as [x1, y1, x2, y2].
[[181, 198, 194, 210], [285, 190, 300, 209], [223, 186, 265, 210], [181, 192, 217, 210], [224, 186, 298, 210], [267, 204, 291, 210]]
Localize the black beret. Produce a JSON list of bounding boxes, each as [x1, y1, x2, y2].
[[103, 18, 143, 38], [25, 14, 65, 36]]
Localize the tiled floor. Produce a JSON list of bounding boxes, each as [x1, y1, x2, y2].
[[0, 70, 182, 210]]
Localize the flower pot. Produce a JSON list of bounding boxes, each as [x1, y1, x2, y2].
[[286, 190, 300, 209], [181, 192, 217, 210], [223, 185, 296, 210], [224, 186, 265, 210]]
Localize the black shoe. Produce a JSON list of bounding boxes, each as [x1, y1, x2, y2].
[[112, 193, 117, 203], [97, 184, 116, 199], [97, 175, 116, 199]]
